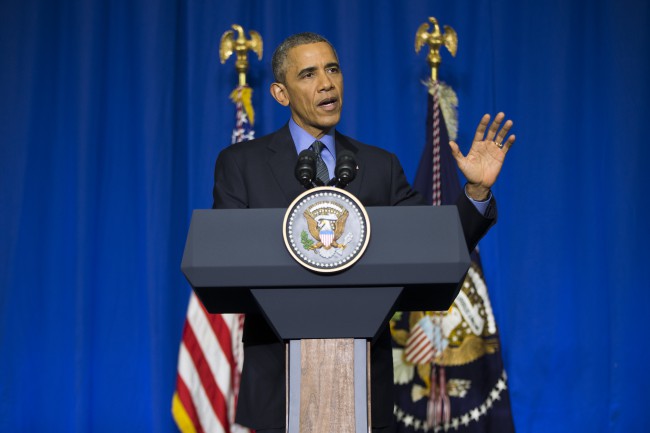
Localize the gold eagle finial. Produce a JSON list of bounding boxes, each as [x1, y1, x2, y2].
[[219, 24, 263, 86], [415, 17, 457, 82]]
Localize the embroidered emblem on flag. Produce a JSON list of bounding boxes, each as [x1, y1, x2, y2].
[[405, 316, 435, 365]]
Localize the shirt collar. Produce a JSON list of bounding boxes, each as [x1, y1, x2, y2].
[[288, 118, 336, 156]]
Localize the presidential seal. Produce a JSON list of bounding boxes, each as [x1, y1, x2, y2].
[[283, 187, 370, 273]]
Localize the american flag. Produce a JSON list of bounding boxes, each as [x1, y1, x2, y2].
[[172, 85, 255, 433]]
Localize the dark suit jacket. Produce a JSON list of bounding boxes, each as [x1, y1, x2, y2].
[[212, 124, 497, 429]]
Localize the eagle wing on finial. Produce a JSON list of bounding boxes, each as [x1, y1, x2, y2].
[[248, 30, 263, 60], [334, 210, 349, 240], [442, 25, 458, 57], [219, 29, 235, 64], [414, 22, 430, 53], [304, 211, 320, 240]]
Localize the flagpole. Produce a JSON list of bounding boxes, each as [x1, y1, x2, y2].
[[415, 17, 457, 207], [415, 16, 458, 429]]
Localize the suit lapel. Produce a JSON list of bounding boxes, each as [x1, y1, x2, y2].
[[267, 124, 306, 204], [265, 127, 365, 203], [335, 132, 365, 198]]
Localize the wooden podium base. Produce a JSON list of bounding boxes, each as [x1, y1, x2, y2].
[[287, 339, 370, 433]]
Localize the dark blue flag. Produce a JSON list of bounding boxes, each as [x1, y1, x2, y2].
[[391, 83, 515, 433]]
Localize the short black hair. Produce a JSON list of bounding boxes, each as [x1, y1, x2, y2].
[[271, 32, 339, 83]]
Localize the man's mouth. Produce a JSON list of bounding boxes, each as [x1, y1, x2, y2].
[[318, 97, 339, 110]]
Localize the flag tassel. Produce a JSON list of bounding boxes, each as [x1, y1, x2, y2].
[[427, 365, 451, 429]]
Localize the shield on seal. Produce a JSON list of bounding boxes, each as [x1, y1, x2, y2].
[[320, 228, 334, 248]]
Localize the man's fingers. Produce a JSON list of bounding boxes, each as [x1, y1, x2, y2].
[[473, 114, 491, 143], [473, 112, 515, 153], [486, 112, 505, 141], [502, 134, 516, 152], [495, 119, 513, 144], [449, 140, 464, 160]]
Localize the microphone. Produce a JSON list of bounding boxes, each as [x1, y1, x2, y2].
[[334, 150, 357, 188], [294, 149, 317, 188]]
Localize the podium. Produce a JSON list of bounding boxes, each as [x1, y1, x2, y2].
[[182, 206, 470, 433]]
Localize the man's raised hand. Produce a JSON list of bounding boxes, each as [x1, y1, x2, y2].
[[449, 112, 515, 201]]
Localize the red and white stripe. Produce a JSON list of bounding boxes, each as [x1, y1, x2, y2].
[[173, 293, 249, 433], [404, 323, 434, 365], [320, 231, 334, 248]]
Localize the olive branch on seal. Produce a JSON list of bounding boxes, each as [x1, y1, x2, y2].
[[300, 230, 314, 250]]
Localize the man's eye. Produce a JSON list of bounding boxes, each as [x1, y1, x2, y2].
[[327, 67, 339, 74], [302, 72, 314, 79]]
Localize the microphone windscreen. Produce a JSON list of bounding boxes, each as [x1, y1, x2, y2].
[[335, 150, 357, 185], [295, 149, 317, 187]]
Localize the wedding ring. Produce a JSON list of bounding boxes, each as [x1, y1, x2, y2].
[[496, 141, 504, 149]]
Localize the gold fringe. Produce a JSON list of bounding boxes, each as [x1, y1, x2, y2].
[[424, 79, 458, 141], [229, 85, 255, 126], [171, 392, 198, 433]]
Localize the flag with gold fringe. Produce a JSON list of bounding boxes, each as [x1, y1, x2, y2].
[[390, 80, 515, 432], [171, 85, 256, 433]]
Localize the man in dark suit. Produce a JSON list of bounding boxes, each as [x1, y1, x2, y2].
[[212, 32, 515, 433]]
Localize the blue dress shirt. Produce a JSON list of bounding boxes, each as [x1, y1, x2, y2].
[[288, 118, 336, 179]]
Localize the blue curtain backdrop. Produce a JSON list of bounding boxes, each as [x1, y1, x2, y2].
[[1, 0, 648, 431]]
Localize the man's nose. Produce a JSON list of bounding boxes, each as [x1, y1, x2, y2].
[[317, 73, 334, 91]]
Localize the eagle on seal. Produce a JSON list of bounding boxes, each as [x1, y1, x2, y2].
[[304, 209, 349, 250]]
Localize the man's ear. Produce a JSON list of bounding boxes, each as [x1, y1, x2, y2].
[[270, 82, 290, 107]]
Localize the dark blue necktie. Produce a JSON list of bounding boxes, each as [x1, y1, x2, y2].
[[310, 140, 330, 184]]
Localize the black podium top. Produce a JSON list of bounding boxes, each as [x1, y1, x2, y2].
[[182, 205, 470, 315]]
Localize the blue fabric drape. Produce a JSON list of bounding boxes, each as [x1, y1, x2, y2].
[[1, 0, 648, 432]]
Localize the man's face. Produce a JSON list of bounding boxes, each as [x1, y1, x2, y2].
[[271, 42, 343, 139]]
